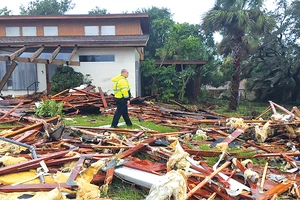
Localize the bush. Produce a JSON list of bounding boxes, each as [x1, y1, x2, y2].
[[51, 66, 83, 94], [35, 99, 63, 117]]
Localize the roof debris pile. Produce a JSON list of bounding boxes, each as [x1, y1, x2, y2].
[[0, 90, 300, 199]]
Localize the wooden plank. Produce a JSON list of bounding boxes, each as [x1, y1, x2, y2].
[[9, 46, 27, 61], [232, 158, 260, 197], [30, 46, 44, 62], [66, 155, 92, 186], [2, 116, 59, 137], [186, 161, 231, 199], [0, 150, 70, 175], [68, 46, 78, 64], [72, 88, 101, 98], [98, 87, 108, 108], [50, 88, 69, 99], [257, 182, 293, 200], [48, 46, 61, 63], [0, 183, 73, 192], [221, 128, 244, 144], [0, 102, 23, 120]]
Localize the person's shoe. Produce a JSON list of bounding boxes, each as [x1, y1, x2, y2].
[[110, 125, 119, 128]]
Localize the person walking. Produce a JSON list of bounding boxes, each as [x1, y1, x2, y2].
[[110, 69, 133, 128]]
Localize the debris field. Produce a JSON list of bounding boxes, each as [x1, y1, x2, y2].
[[0, 86, 300, 200]]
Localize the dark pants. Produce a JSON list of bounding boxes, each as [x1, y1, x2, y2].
[[111, 98, 132, 127]]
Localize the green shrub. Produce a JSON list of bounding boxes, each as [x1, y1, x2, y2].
[[51, 66, 83, 94], [35, 99, 63, 117]]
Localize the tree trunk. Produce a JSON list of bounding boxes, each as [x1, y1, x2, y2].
[[291, 68, 300, 102], [193, 66, 201, 99], [229, 42, 242, 111]]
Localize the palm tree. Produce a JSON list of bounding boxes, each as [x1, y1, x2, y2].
[[202, 0, 274, 110]]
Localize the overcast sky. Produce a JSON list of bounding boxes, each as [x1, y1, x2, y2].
[[2, 0, 276, 24]]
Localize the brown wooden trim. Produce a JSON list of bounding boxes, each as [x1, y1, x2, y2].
[[51, 59, 67, 66], [33, 58, 48, 64], [69, 61, 80, 66], [9, 46, 27, 60], [68, 46, 78, 64], [0, 56, 9, 61], [48, 46, 61, 63], [30, 46, 44, 62], [0, 13, 149, 21], [15, 57, 30, 62]]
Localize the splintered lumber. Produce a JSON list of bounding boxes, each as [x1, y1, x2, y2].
[[98, 87, 108, 108], [50, 89, 69, 99], [292, 106, 300, 118], [270, 101, 300, 120], [2, 116, 59, 137], [0, 150, 70, 175], [220, 128, 244, 144], [0, 102, 23, 120], [257, 182, 294, 200], [66, 155, 92, 186], [169, 100, 193, 112], [72, 88, 101, 98], [14, 127, 40, 142], [186, 161, 231, 199], [0, 183, 73, 192], [260, 162, 268, 191], [253, 152, 300, 158], [232, 158, 259, 197]]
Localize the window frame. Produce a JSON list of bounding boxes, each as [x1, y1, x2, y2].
[[84, 26, 99, 36], [22, 26, 37, 36], [5, 27, 20, 37], [44, 26, 58, 36], [79, 55, 115, 62], [101, 25, 116, 36]]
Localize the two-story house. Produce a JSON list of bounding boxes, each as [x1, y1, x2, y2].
[[0, 14, 149, 97]]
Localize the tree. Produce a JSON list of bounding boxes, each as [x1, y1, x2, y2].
[[88, 7, 108, 15], [245, 0, 300, 102], [20, 0, 75, 15], [142, 23, 216, 101], [134, 7, 175, 59], [0, 7, 12, 15], [202, 0, 275, 110]]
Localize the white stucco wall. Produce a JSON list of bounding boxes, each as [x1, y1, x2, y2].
[[70, 47, 138, 97], [0, 47, 140, 97]]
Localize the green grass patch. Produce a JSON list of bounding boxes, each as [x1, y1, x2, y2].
[[204, 157, 220, 166], [198, 144, 215, 151], [0, 123, 19, 128], [106, 178, 147, 200], [63, 114, 178, 133]]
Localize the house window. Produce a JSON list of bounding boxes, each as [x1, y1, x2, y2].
[[84, 26, 99, 36], [22, 27, 37, 36], [0, 61, 37, 90], [101, 25, 115, 36], [5, 27, 20, 36], [44, 26, 58, 36], [79, 55, 115, 62]]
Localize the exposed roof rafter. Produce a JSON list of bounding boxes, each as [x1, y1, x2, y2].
[[0, 45, 80, 66]]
